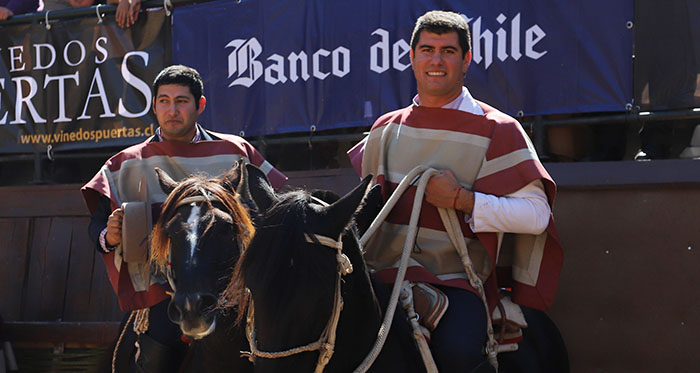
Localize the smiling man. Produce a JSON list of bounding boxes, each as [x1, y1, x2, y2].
[[82, 65, 285, 372], [348, 10, 563, 372]]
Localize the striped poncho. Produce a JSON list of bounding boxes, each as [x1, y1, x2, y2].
[[81, 132, 286, 311], [349, 102, 563, 311]]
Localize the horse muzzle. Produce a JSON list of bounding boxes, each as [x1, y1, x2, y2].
[[167, 292, 218, 339]]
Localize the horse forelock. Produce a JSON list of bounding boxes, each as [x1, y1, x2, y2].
[[150, 173, 255, 275]]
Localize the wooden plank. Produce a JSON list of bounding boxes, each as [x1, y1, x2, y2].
[[0, 184, 87, 218], [0, 218, 30, 320], [90, 250, 124, 321], [549, 187, 700, 372], [285, 168, 360, 196], [545, 159, 700, 187], [63, 216, 122, 321], [3, 321, 120, 348], [62, 217, 97, 322], [23, 218, 73, 321]]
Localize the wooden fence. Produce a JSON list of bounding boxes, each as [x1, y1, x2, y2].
[[0, 184, 121, 348], [1, 163, 699, 372]]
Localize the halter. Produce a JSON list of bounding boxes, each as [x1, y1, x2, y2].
[[165, 189, 220, 293], [243, 228, 353, 373]]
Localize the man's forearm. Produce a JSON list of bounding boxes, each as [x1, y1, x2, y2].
[[468, 180, 551, 235]]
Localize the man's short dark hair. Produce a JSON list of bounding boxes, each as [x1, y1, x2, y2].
[[410, 10, 472, 57], [152, 65, 204, 109]]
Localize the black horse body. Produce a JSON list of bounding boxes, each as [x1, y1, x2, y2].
[[230, 163, 568, 373], [226, 165, 424, 372]]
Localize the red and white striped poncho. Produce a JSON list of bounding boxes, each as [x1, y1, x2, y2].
[[349, 102, 563, 311], [82, 132, 286, 311]]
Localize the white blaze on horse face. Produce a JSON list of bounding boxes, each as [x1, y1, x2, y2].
[[186, 203, 202, 261]]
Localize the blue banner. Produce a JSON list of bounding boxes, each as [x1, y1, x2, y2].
[[172, 0, 633, 137]]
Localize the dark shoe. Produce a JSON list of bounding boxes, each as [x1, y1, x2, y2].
[[135, 333, 184, 373]]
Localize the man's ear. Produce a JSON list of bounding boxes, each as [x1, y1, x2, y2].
[[198, 96, 207, 115], [152, 97, 157, 114], [410, 48, 415, 65], [462, 50, 472, 75]]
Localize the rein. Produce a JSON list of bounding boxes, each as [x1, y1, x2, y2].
[[244, 230, 352, 373], [354, 165, 498, 372], [243, 167, 499, 372]]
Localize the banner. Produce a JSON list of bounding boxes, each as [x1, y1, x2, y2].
[[0, 10, 170, 153], [172, 0, 633, 137]]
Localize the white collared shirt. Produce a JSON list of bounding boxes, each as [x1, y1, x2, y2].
[[414, 87, 551, 235]]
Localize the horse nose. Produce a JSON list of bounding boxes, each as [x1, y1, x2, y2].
[[168, 292, 218, 323], [168, 296, 185, 323]]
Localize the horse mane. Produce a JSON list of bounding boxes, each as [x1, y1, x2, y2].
[[222, 189, 339, 326], [150, 173, 255, 275]]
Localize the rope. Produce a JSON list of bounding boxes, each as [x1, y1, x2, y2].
[[354, 165, 439, 373], [244, 232, 347, 372], [112, 311, 136, 373], [437, 207, 499, 369], [399, 282, 439, 372], [245, 278, 343, 373], [133, 308, 150, 335], [355, 165, 499, 372]]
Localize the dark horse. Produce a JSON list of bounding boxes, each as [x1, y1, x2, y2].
[[108, 164, 255, 372], [149, 165, 255, 371], [225, 163, 569, 373], [223, 165, 424, 372]]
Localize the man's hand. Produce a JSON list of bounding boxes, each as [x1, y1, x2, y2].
[[105, 207, 124, 247], [115, 0, 140, 28], [425, 169, 475, 214], [0, 7, 14, 20]]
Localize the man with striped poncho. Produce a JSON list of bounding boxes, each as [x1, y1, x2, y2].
[[348, 11, 563, 372], [82, 65, 286, 372]]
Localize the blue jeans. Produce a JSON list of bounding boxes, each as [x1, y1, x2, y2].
[[429, 286, 489, 372]]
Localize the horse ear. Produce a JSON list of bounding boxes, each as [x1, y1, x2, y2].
[[245, 163, 277, 211], [320, 175, 372, 234], [224, 161, 257, 208], [221, 161, 244, 193], [155, 167, 178, 195], [354, 181, 383, 237]]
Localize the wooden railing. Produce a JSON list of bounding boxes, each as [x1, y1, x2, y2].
[[0, 184, 122, 348]]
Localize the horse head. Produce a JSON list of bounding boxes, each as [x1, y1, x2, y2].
[[223, 164, 391, 371], [150, 163, 254, 339]]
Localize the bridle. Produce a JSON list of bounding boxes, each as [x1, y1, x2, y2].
[[243, 198, 354, 373], [165, 189, 221, 293]]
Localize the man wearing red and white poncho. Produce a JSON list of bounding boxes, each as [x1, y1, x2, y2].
[[82, 65, 286, 372], [348, 11, 563, 372]]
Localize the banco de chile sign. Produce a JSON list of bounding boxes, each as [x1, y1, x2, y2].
[[225, 13, 547, 88], [172, 0, 633, 136]]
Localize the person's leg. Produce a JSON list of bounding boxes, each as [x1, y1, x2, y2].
[[429, 286, 492, 372], [135, 299, 187, 373]]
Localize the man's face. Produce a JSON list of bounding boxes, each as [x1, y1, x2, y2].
[[152, 84, 206, 142], [410, 30, 471, 107]]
